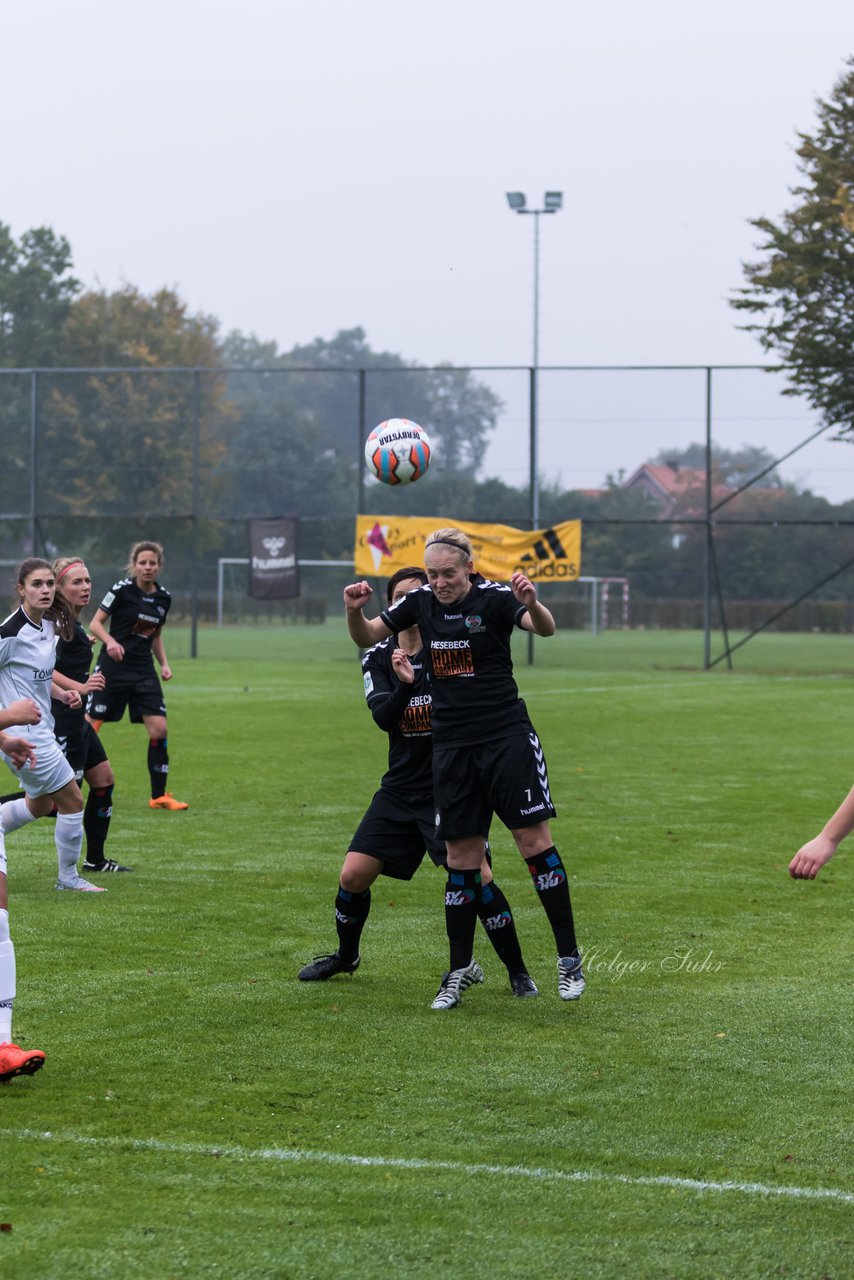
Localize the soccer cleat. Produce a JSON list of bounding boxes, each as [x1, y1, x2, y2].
[[509, 970, 539, 998], [298, 952, 361, 981], [55, 874, 107, 892], [149, 793, 189, 811], [83, 858, 134, 872], [557, 954, 586, 1001], [0, 1042, 46, 1082], [430, 960, 484, 1010]]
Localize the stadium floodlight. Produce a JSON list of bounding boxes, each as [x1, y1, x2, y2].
[[505, 188, 563, 664]]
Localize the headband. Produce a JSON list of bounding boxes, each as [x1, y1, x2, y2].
[[426, 539, 471, 554], [56, 559, 84, 582]]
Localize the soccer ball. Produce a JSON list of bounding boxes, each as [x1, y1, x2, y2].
[[364, 419, 431, 485]]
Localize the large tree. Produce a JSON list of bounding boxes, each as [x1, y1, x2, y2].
[[731, 58, 854, 436], [0, 222, 80, 368]]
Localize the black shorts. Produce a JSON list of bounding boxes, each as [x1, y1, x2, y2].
[[88, 661, 166, 724], [55, 720, 108, 782], [349, 788, 447, 881], [433, 729, 557, 841]]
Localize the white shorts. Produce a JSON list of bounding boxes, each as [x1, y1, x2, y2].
[[2, 738, 75, 799]]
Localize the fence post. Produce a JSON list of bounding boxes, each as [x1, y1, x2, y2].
[[30, 370, 38, 555], [190, 370, 201, 659], [703, 367, 713, 669]]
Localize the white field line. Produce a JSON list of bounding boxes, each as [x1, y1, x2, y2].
[[2, 1128, 851, 1204]]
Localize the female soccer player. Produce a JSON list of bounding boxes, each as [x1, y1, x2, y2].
[[49, 557, 131, 872], [344, 529, 583, 1010], [300, 567, 538, 997], [87, 541, 188, 811], [0, 559, 104, 892], [0, 697, 46, 1082]]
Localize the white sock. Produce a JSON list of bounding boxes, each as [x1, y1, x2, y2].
[[0, 909, 14, 1043], [55, 811, 84, 882], [1, 798, 37, 835]]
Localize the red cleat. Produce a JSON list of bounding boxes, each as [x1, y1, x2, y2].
[[0, 1042, 46, 1082]]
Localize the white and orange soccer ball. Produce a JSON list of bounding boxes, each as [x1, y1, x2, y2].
[[364, 418, 431, 485]]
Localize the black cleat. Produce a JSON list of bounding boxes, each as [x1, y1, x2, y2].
[[298, 952, 361, 982], [509, 970, 539, 998], [83, 858, 134, 872]]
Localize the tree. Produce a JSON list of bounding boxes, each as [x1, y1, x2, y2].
[[0, 222, 80, 368], [731, 58, 854, 437], [39, 286, 226, 524]]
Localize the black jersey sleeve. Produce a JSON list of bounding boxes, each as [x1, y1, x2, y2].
[[379, 585, 424, 634]]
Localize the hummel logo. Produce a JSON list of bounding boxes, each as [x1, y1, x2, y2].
[[263, 536, 286, 556]]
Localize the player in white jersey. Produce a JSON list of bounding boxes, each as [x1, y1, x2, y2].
[[0, 696, 46, 1081], [0, 559, 105, 892]]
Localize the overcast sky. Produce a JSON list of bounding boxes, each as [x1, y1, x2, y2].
[[4, 0, 854, 495]]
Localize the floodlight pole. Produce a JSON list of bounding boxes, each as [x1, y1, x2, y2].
[[506, 192, 563, 662]]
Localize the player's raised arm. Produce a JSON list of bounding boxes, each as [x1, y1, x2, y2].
[[511, 572, 556, 637], [343, 581, 392, 647]]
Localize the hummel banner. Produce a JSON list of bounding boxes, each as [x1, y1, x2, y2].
[[248, 517, 300, 599], [354, 516, 581, 582]]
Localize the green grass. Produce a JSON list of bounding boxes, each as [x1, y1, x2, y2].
[[1, 624, 852, 1279]]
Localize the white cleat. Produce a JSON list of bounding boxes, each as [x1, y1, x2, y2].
[[55, 875, 107, 892], [430, 960, 484, 1010]]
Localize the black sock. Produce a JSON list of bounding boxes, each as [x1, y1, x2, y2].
[[148, 739, 169, 799], [83, 784, 113, 865], [477, 880, 526, 974], [445, 869, 482, 971], [335, 886, 371, 963], [525, 846, 578, 957]]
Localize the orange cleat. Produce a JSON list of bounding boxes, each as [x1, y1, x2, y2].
[[0, 1042, 46, 1082], [149, 793, 189, 811]]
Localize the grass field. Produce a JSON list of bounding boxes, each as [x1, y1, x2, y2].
[[1, 624, 852, 1279]]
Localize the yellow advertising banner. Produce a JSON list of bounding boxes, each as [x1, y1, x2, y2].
[[354, 516, 582, 582]]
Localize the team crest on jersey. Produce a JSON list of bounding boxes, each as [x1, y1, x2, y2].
[[464, 614, 485, 634], [363, 671, 374, 695]]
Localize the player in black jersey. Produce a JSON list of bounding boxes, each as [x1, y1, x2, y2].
[[300, 567, 537, 997], [87, 541, 188, 811], [344, 528, 584, 1010], [52, 558, 131, 872]]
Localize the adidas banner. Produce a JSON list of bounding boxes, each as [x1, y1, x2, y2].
[[354, 516, 581, 582], [248, 517, 300, 599]]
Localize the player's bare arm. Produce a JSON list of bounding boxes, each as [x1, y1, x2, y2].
[[511, 572, 556, 636], [153, 636, 172, 681], [50, 682, 82, 710], [790, 781, 854, 879], [90, 608, 125, 661], [0, 698, 41, 729], [343, 582, 392, 646]]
